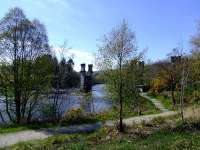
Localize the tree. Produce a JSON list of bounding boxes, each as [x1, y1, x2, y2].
[[179, 57, 189, 122], [0, 7, 50, 123], [152, 48, 182, 106], [191, 22, 200, 82], [123, 59, 144, 115], [96, 20, 137, 132], [191, 22, 200, 53], [185, 22, 200, 104]]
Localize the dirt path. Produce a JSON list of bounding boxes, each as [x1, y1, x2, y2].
[[105, 111, 177, 127], [140, 92, 170, 112], [105, 92, 176, 127], [0, 93, 176, 148]]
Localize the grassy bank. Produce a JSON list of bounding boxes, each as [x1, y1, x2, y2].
[[96, 96, 160, 121], [148, 94, 174, 110], [3, 116, 200, 150], [0, 123, 57, 134]]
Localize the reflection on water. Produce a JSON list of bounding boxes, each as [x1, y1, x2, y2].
[[47, 84, 112, 114], [0, 84, 112, 124]]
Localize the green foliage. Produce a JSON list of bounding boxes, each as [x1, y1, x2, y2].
[[33, 55, 54, 90], [93, 72, 105, 84], [51, 57, 80, 89], [96, 20, 138, 131], [64, 71, 80, 88], [0, 123, 55, 134], [185, 82, 200, 104]]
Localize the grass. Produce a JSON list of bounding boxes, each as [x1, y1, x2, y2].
[[3, 115, 200, 150], [0, 123, 56, 134], [95, 96, 160, 121], [148, 94, 174, 110]]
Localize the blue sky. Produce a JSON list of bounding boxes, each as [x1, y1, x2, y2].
[[0, 0, 200, 70]]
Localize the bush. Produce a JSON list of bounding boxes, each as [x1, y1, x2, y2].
[[150, 78, 167, 95], [62, 108, 85, 124], [61, 108, 97, 125], [149, 116, 166, 125]]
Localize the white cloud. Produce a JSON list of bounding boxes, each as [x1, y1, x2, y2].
[[53, 48, 96, 71]]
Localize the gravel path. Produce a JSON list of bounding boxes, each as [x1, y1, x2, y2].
[[0, 93, 176, 148], [105, 92, 176, 127], [0, 130, 50, 148], [105, 111, 177, 127], [0, 122, 102, 148], [140, 92, 170, 112]]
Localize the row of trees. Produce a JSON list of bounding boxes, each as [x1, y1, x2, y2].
[[144, 23, 200, 119], [0, 7, 79, 124]]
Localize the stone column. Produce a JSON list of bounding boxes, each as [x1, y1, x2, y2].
[[80, 64, 86, 91], [84, 64, 93, 92], [88, 64, 93, 76]]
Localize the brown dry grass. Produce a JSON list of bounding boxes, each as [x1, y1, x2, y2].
[[183, 105, 200, 123]]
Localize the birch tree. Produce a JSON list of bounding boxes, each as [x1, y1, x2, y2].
[[96, 20, 137, 132]]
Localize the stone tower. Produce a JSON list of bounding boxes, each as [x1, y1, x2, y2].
[[80, 64, 93, 92]]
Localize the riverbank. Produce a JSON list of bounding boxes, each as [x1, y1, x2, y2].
[[0, 111, 178, 149], [0, 95, 159, 134], [0, 93, 175, 148], [3, 111, 200, 150]]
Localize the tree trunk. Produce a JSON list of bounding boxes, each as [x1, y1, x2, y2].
[[119, 94, 123, 132], [171, 90, 176, 106], [0, 112, 5, 123], [5, 87, 14, 122], [14, 71, 21, 124], [119, 76, 123, 132], [15, 93, 21, 124]]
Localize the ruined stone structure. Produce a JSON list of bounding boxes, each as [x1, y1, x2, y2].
[[80, 64, 93, 92], [138, 61, 144, 85], [171, 56, 182, 64], [136, 61, 145, 92]]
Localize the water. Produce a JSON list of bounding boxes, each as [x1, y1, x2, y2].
[[0, 84, 112, 124], [43, 84, 112, 114]]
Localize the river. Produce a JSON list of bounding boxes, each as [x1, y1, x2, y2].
[[0, 84, 112, 124]]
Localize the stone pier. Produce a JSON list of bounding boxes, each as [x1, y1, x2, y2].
[[80, 64, 93, 92]]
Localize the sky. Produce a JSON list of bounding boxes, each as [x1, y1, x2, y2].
[[0, 0, 200, 71]]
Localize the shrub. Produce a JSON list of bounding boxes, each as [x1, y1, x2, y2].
[[150, 78, 167, 95], [62, 108, 85, 124], [149, 116, 166, 125], [61, 108, 97, 125]]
